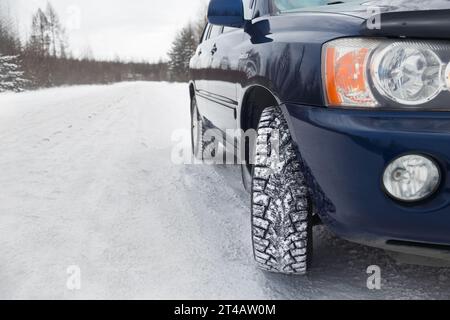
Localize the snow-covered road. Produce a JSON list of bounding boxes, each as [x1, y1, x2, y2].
[[0, 82, 449, 299]]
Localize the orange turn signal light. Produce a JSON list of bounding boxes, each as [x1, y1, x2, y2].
[[323, 43, 377, 107]]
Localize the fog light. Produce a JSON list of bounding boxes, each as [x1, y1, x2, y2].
[[383, 155, 440, 202]]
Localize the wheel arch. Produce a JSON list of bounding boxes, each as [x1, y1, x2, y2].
[[239, 85, 280, 132], [239, 85, 327, 225]]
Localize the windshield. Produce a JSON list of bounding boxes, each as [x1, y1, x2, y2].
[[272, 0, 354, 12]]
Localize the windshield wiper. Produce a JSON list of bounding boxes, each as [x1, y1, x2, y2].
[[327, 1, 345, 5]]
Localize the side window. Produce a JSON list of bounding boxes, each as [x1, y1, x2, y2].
[[201, 24, 211, 43], [208, 25, 223, 40]]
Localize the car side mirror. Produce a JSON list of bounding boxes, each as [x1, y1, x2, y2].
[[207, 0, 249, 28]]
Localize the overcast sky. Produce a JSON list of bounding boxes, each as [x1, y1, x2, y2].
[[5, 0, 207, 62]]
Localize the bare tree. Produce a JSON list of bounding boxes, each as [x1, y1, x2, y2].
[[0, 0, 21, 55], [194, 2, 208, 43], [45, 2, 67, 58], [2, 0, 170, 91], [26, 4, 67, 58], [27, 9, 50, 56]]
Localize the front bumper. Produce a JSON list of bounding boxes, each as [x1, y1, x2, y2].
[[283, 103, 450, 259]]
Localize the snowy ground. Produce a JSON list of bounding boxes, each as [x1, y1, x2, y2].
[[0, 82, 449, 300]]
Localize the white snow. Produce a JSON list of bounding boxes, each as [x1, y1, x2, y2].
[[0, 82, 449, 299]]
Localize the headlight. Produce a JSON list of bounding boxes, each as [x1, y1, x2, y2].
[[323, 38, 450, 109], [372, 44, 442, 105], [383, 155, 441, 202]]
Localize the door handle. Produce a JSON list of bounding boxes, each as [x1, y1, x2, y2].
[[198, 49, 202, 56], [211, 44, 218, 55], [239, 53, 249, 59]]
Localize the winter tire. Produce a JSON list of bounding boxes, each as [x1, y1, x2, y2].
[[251, 106, 313, 275]]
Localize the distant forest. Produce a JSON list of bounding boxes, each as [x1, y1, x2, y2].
[[0, 1, 205, 92]]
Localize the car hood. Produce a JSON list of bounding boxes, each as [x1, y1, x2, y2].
[[284, 0, 450, 39], [286, 0, 450, 17], [361, 0, 450, 15]]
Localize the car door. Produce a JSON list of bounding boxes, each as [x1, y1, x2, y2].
[[195, 24, 240, 133], [191, 24, 213, 116], [207, 26, 244, 133]]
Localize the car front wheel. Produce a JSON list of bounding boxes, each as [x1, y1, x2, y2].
[[251, 106, 313, 275]]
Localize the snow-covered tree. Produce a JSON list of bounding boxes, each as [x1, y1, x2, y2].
[[0, 55, 28, 92], [167, 3, 207, 81], [168, 24, 198, 81], [0, 2, 27, 92]]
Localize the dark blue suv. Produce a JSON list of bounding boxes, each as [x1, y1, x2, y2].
[[189, 0, 450, 274]]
